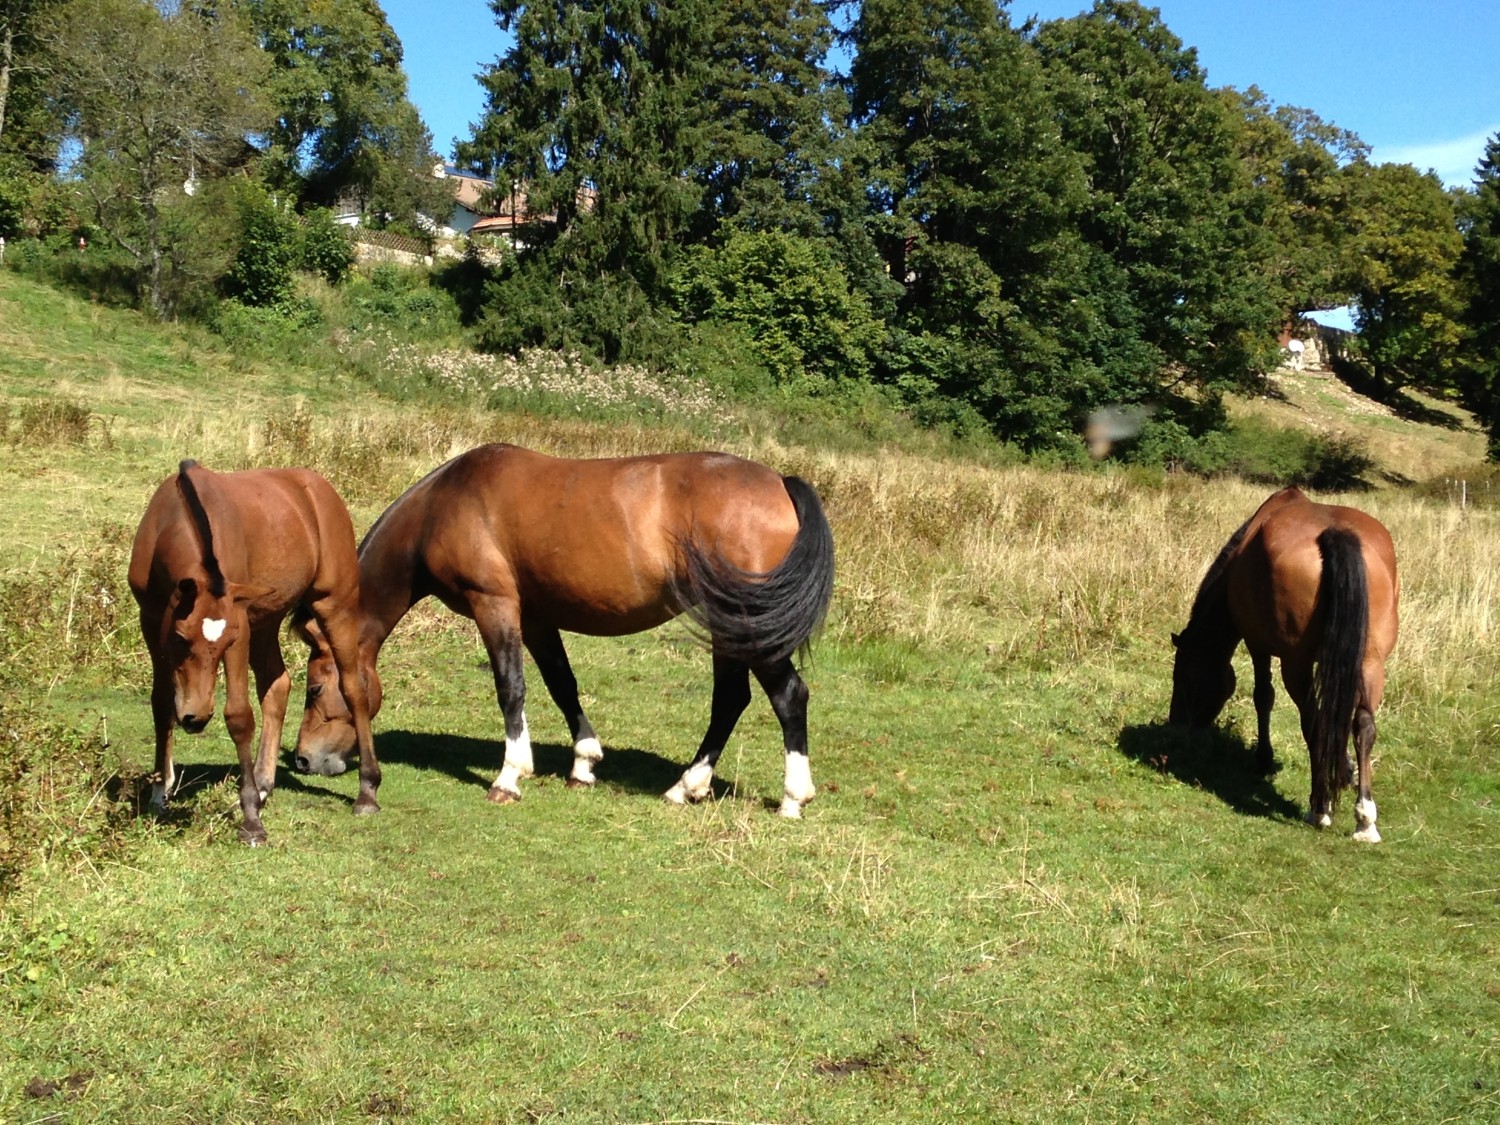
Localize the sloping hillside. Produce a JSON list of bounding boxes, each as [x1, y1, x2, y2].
[[1230, 361, 1486, 485]]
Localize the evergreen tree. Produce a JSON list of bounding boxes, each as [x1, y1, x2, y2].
[[1455, 133, 1500, 456], [847, 0, 1109, 446]]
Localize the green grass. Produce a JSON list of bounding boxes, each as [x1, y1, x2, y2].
[[2, 270, 1498, 1123]]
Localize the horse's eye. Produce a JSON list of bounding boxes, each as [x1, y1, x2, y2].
[[307, 682, 324, 700]]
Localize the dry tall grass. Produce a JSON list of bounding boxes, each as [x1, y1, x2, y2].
[[137, 397, 1500, 724]]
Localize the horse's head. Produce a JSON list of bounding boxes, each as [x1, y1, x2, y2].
[[1168, 630, 1235, 727], [163, 576, 245, 733], [291, 612, 382, 776]]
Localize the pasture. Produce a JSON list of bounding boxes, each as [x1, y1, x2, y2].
[[2, 272, 1498, 1123]]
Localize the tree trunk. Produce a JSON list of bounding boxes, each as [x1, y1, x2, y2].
[[0, 23, 14, 144]]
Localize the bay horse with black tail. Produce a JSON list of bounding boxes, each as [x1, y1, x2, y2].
[[1169, 487, 1399, 842], [129, 460, 381, 844], [293, 444, 835, 817]]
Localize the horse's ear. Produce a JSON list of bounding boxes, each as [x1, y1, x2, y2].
[[1170, 631, 1182, 648], [172, 577, 199, 619]]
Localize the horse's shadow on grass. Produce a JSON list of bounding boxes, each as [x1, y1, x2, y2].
[[368, 729, 689, 798], [1117, 722, 1303, 824]]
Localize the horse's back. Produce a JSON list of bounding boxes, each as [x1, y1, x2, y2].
[[1233, 489, 1397, 660], [411, 445, 801, 635], [131, 464, 356, 615]]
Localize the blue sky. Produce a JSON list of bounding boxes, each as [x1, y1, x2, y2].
[[385, 0, 1500, 188]]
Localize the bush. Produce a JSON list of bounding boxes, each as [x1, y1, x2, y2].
[[296, 208, 355, 285], [225, 183, 297, 307], [670, 230, 882, 387], [1126, 416, 1374, 489]]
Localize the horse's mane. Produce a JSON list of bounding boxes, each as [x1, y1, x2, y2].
[[175, 460, 227, 597], [1181, 512, 1255, 641]]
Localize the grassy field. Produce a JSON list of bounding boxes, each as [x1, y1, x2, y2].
[[2, 271, 1498, 1123]]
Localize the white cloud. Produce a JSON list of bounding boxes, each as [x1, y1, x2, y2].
[[1374, 126, 1499, 188]]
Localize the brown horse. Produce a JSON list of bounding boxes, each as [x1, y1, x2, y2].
[[1169, 487, 1399, 842], [129, 460, 381, 844], [293, 444, 835, 816]]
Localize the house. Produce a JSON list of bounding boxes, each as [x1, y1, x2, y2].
[[426, 163, 595, 250]]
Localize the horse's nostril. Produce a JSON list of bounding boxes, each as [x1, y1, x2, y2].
[[294, 755, 310, 772], [179, 713, 210, 733]]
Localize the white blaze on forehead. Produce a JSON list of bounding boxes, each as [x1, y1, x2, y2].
[[201, 618, 227, 643]]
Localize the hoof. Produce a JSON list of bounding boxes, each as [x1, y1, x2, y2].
[[352, 799, 381, 817], [777, 799, 805, 819], [487, 786, 521, 805], [239, 826, 268, 847], [1304, 810, 1333, 829], [1352, 825, 1382, 844], [565, 777, 594, 790]]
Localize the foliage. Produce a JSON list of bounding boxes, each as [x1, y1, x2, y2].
[[233, 0, 449, 227], [1344, 160, 1465, 389], [294, 206, 355, 284], [225, 181, 298, 307], [670, 229, 881, 387], [1454, 133, 1500, 458], [1127, 414, 1375, 489], [44, 0, 272, 316]]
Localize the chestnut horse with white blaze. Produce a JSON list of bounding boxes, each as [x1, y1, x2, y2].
[[1169, 487, 1399, 841], [129, 460, 381, 844], [294, 444, 835, 816]]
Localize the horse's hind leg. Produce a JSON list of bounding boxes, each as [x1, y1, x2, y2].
[[1284, 663, 1333, 828], [524, 623, 603, 788], [1352, 664, 1387, 843], [665, 654, 751, 805], [753, 657, 814, 819], [473, 595, 532, 804]]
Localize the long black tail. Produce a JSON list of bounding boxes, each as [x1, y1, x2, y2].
[[681, 476, 835, 667], [1310, 527, 1368, 808], [175, 459, 227, 597]]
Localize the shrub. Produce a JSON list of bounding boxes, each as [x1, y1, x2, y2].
[[296, 208, 355, 285], [225, 182, 297, 307]]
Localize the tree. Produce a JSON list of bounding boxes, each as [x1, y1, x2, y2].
[[1343, 160, 1464, 390], [233, 0, 448, 227], [1031, 1, 1282, 395], [459, 0, 721, 358], [845, 0, 1119, 446], [1227, 87, 1367, 319], [47, 0, 271, 315], [1455, 133, 1500, 456]]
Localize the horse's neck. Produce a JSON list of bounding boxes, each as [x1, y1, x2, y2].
[[357, 515, 422, 658], [1184, 573, 1240, 652]]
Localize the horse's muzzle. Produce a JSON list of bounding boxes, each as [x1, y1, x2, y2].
[[295, 747, 350, 776], [178, 712, 212, 734]]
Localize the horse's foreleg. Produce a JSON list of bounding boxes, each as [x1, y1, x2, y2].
[[474, 597, 531, 803], [249, 628, 290, 807], [1250, 651, 1277, 774], [753, 658, 814, 819], [524, 624, 602, 788], [148, 653, 178, 812], [310, 595, 382, 817], [665, 655, 750, 806], [222, 636, 267, 846]]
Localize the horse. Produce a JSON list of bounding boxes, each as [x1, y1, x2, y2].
[[292, 443, 835, 817], [1168, 487, 1399, 842], [128, 460, 381, 844]]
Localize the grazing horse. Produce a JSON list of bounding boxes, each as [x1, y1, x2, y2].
[[129, 460, 381, 844], [293, 444, 835, 817], [1169, 487, 1399, 842]]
